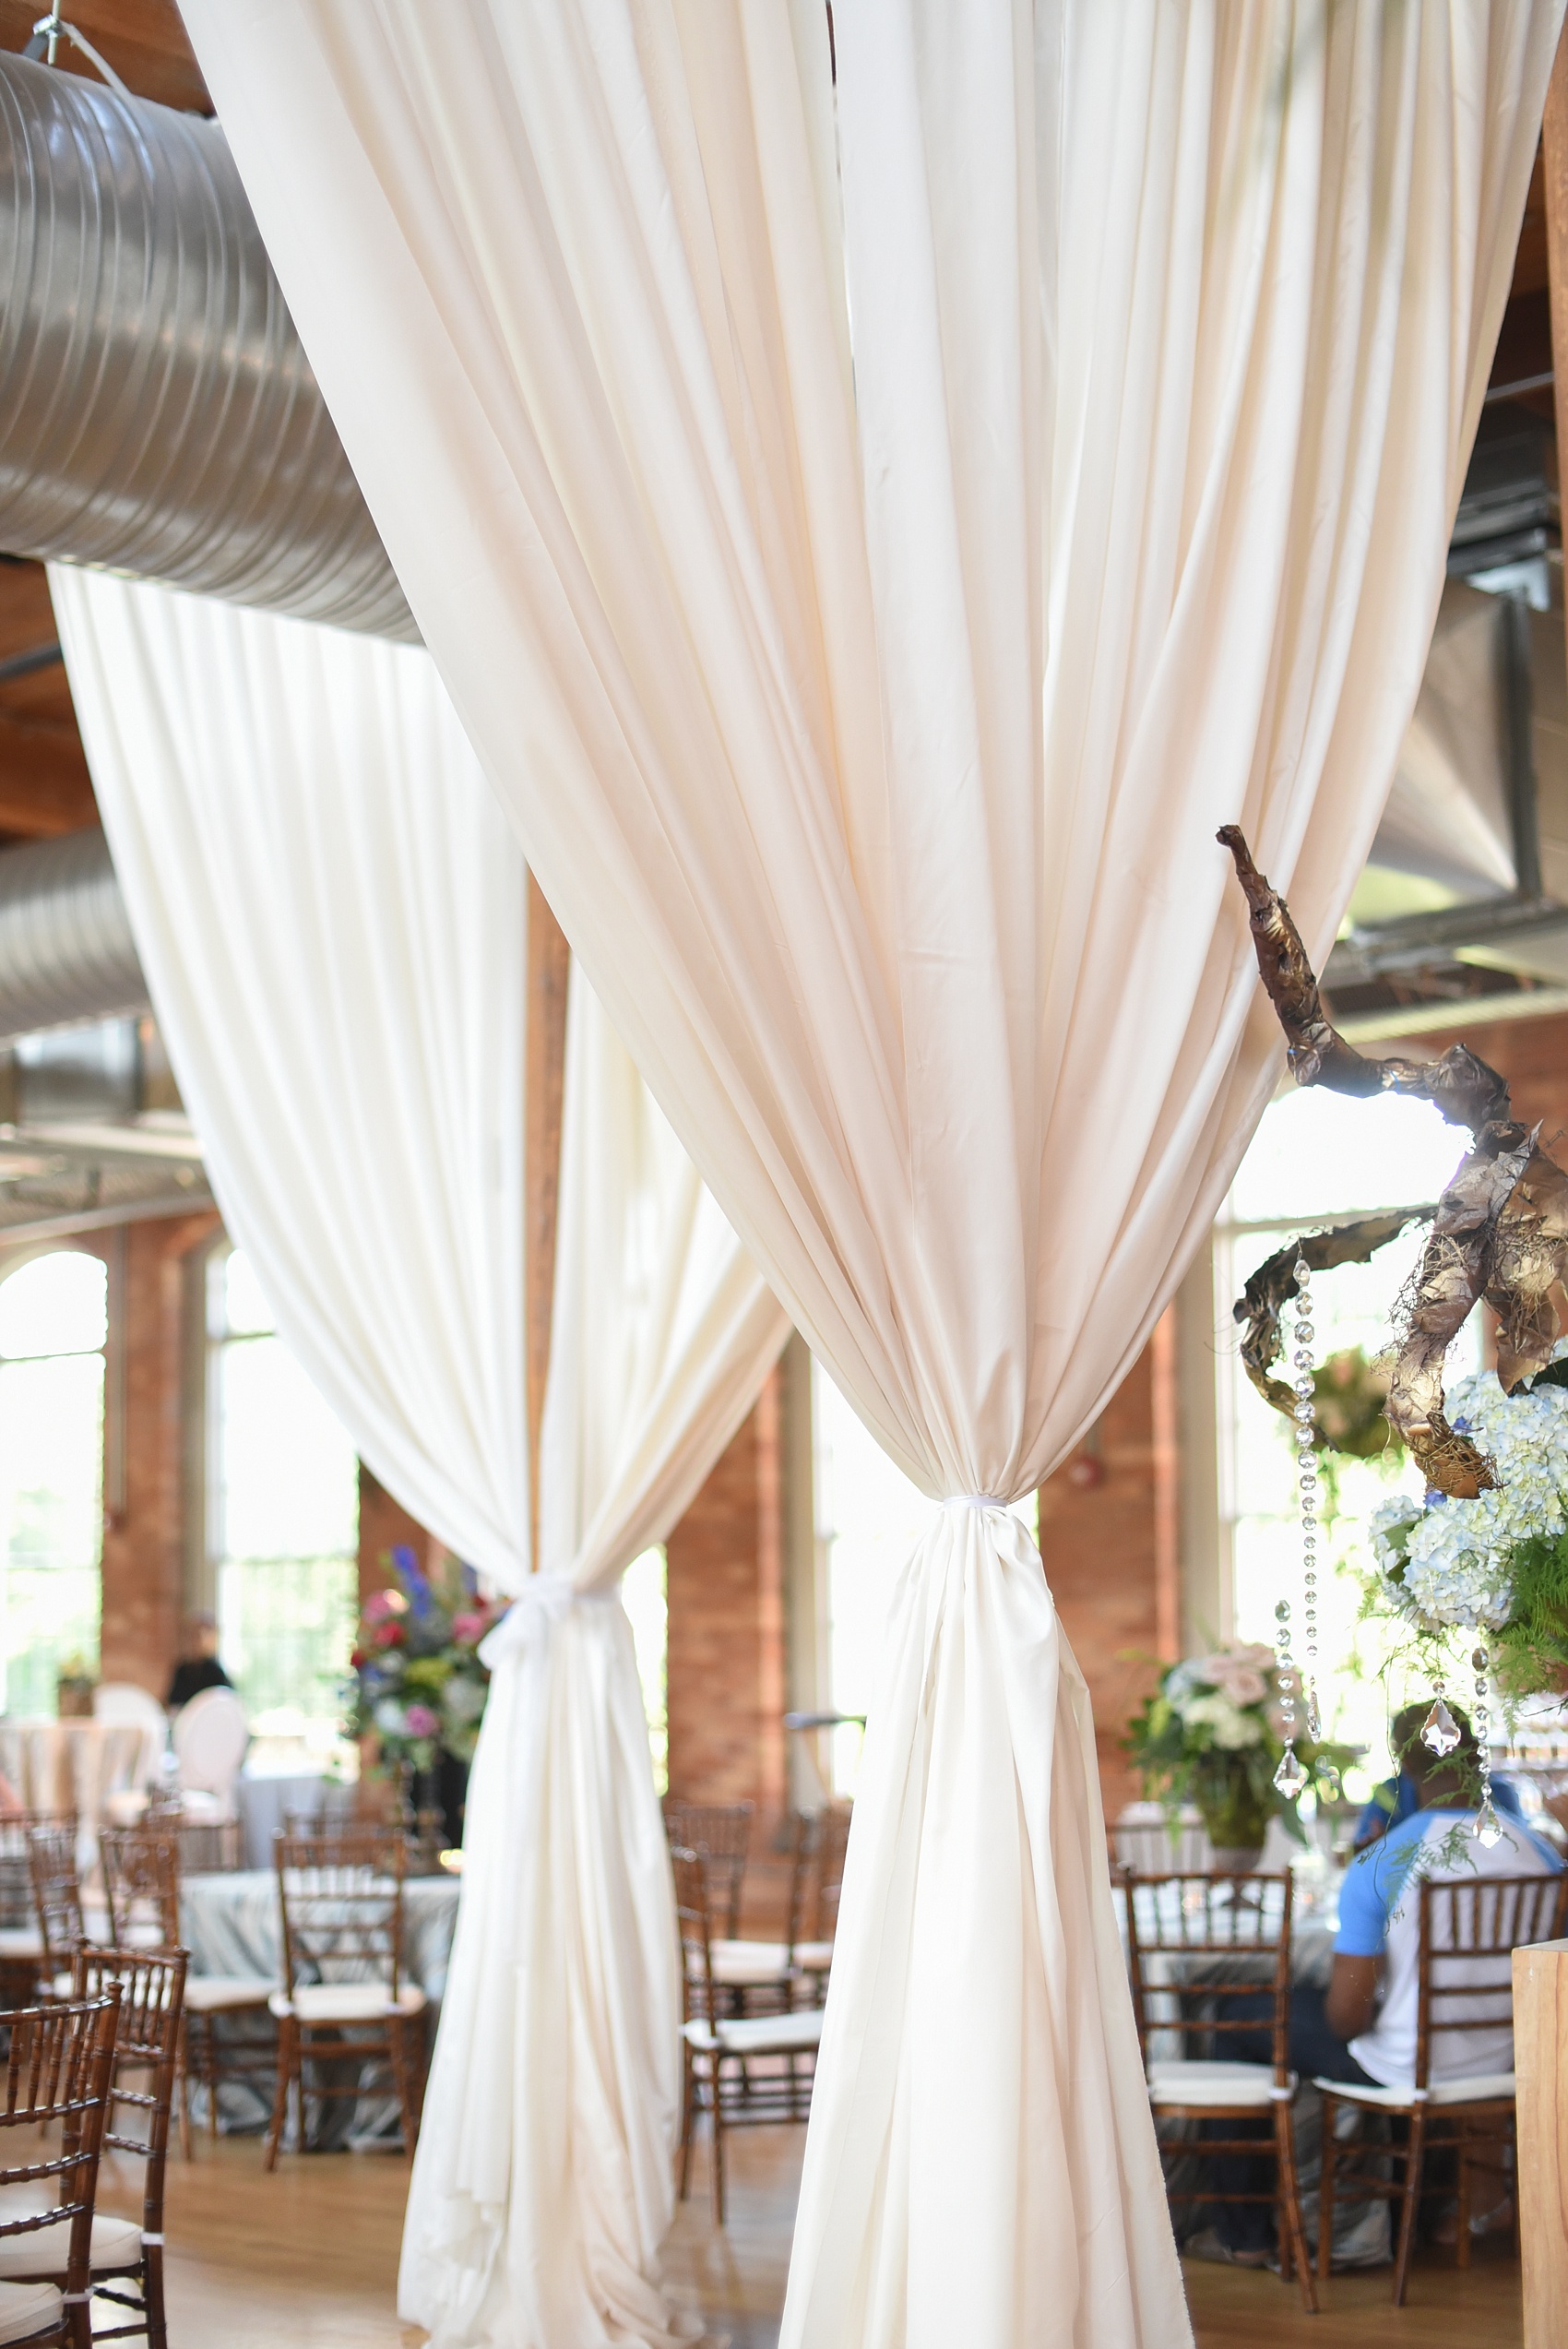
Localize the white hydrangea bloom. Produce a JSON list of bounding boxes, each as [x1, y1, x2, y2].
[[1367, 1367, 1568, 1633], [1181, 1691, 1264, 1749]]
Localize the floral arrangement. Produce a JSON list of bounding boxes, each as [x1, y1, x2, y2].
[[1367, 1360, 1568, 1695], [1123, 1643, 1352, 1854], [345, 1546, 502, 1773]]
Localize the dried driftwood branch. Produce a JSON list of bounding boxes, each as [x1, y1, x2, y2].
[[1220, 826, 1568, 1499], [1235, 1213, 1427, 1423]]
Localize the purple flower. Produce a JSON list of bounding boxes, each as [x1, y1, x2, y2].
[[403, 1704, 440, 1739]]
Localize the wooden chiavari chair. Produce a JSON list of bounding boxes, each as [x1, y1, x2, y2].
[[704, 1813, 814, 2016], [793, 1799, 850, 2004], [24, 1832, 84, 2001], [1318, 1870, 1568, 2304], [0, 1819, 76, 2010], [662, 1801, 752, 1939], [99, 1830, 275, 2157], [8, 1948, 190, 2348], [267, 1830, 425, 2168], [136, 1799, 243, 1878], [0, 1989, 121, 2347], [1125, 1870, 1314, 2312], [671, 1848, 821, 2226]]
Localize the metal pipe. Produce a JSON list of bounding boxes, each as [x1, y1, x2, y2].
[[0, 51, 415, 641], [0, 825, 148, 1043]]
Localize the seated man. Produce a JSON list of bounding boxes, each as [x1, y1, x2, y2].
[[1194, 1699, 1561, 2266]]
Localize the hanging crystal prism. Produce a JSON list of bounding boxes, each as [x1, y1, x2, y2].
[[1421, 1697, 1460, 1757], [1273, 1745, 1307, 1798], [1289, 1253, 1323, 1754]]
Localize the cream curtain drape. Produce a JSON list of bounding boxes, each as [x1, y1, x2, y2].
[[403, 971, 788, 2346], [174, 4, 1561, 2341], [50, 567, 786, 2344]]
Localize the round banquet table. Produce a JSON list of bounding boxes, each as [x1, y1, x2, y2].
[[179, 1866, 461, 2143], [0, 1716, 142, 1825]]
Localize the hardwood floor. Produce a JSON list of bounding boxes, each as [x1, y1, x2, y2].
[[145, 2125, 1524, 2346]]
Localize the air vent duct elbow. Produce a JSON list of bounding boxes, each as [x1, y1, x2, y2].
[[0, 827, 147, 1044]]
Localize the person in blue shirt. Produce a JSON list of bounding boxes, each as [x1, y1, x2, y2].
[[1194, 1699, 1562, 2267]]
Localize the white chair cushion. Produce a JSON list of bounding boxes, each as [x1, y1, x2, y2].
[[683, 2009, 824, 2057], [708, 1939, 791, 1986], [184, 1974, 277, 2014], [1146, 2061, 1291, 2109], [0, 2209, 143, 2277], [792, 1940, 834, 1972], [270, 1982, 427, 2023], [0, 1934, 41, 1964], [1313, 2069, 1517, 2109], [0, 2281, 62, 2341]]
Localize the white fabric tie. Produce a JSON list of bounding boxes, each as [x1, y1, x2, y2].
[[478, 1577, 620, 1669], [943, 1495, 1008, 1512]]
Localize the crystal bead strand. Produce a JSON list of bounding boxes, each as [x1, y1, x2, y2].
[[1273, 1253, 1313, 1801], [1471, 1644, 1502, 1845], [1291, 1256, 1323, 1742]]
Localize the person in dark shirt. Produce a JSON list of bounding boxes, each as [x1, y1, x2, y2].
[[165, 1612, 233, 1711]]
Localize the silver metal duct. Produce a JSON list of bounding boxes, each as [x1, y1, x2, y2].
[[0, 827, 147, 1043], [0, 51, 415, 641]]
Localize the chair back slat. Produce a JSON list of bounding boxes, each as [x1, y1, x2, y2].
[[1123, 1871, 1293, 2077], [1414, 1872, 1568, 2087], [663, 1801, 752, 1938], [275, 1830, 407, 1998]]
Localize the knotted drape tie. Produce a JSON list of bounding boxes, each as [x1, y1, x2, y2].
[[478, 1575, 621, 1668], [942, 1494, 1008, 1511]]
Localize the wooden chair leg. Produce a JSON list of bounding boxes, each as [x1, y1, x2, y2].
[[1455, 2125, 1472, 2271], [709, 2055, 727, 2228], [264, 2015, 295, 2172], [1317, 2092, 1339, 2284], [174, 2018, 192, 2161], [1392, 2106, 1426, 2307], [388, 2018, 422, 2158], [143, 2240, 168, 2349], [1274, 2100, 1316, 2313]]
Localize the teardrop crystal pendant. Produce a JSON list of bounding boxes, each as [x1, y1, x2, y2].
[[1273, 1745, 1307, 1798], [1474, 1800, 1503, 1849], [1421, 1699, 1460, 1757], [1305, 1688, 1322, 1741]]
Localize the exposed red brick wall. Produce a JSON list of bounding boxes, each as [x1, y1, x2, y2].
[[357, 1468, 440, 1607], [665, 1365, 788, 1842], [1039, 1308, 1179, 1820], [96, 1211, 221, 1699]]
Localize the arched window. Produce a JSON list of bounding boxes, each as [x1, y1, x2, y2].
[[206, 1247, 359, 1751], [0, 1249, 107, 1716]]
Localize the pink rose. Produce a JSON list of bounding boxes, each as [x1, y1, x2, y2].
[[404, 1704, 440, 1738], [452, 1612, 488, 1647], [363, 1589, 409, 1624]]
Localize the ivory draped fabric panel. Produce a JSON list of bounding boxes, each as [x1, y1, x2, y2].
[[403, 971, 789, 2344], [49, 567, 787, 2343], [174, 3, 1562, 2342]]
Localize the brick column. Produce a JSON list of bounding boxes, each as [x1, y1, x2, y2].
[[96, 1210, 222, 1698], [1039, 1308, 1180, 1820], [665, 1360, 789, 1838]]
